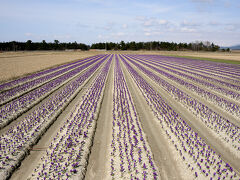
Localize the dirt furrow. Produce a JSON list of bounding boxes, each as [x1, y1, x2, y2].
[[135, 56, 240, 94], [130, 56, 240, 104], [0, 56, 101, 107], [0, 58, 107, 135], [128, 57, 240, 120], [84, 56, 114, 180], [120, 56, 181, 180], [9, 56, 110, 180], [141, 56, 240, 83], [123, 56, 240, 176], [130, 58, 240, 126]]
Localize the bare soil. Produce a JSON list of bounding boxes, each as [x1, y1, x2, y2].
[[0, 51, 102, 82], [120, 58, 182, 180], [125, 58, 240, 174], [110, 50, 240, 62], [84, 59, 114, 180], [9, 57, 107, 180], [133, 58, 240, 125]]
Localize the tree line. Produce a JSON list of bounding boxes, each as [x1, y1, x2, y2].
[[91, 41, 221, 51], [0, 40, 221, 51], [0, 40, 89, 51]]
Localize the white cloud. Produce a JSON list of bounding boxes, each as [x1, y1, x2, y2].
[[224, 24, 238, 31], [143, 20, 154, 27], [122, 24, 128, 29], [98, 34, 103, 39], [143, 29, 162, 36], [208, 21, 221, 26], [143, 28, 151, 32], [180, 27, 196, 33], [24, 33, 33, 37], [137, 17, 169, 27], [157, 20, 168, 25], [207, 21, 240, 31], [181, 20, 201, 27], [144, 32, 151, 36]]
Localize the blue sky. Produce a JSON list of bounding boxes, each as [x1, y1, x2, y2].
[[0, 0, 239, 46]]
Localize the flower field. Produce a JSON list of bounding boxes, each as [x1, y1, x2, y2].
[[0, 54, 239, 180]]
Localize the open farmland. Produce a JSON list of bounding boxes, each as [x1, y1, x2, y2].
[[109, 51, 240, 63], [0, 53, 239, 180], [132, 51, 240, 62], [0, 51, 102, 83]]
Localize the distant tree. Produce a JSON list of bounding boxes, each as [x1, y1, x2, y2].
[[26, 40, 32, 50], [129, 41, 137, 50], [54, 40, 59, 50], [120, 41, 126, 50], [39, 40, 48, 50], [54, 40, 59, 44], [211, 43, 220, 51]]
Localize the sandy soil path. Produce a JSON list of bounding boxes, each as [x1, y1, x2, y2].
[[131, 59, 240, 126], [7, 58, 109, 180], [138, 57, 240, 94], [141, 51, 240, 62], [168, 61, 240, 81], [120, 57, 181, 180], [142, 56, 240, 82], [84, 57, 114, 180], [124, 58, 240, 176], [108, 50, 240, 62], [132, 57, 240, 101]]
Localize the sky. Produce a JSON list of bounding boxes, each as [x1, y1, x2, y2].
[[0, 0, 240, 46]]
